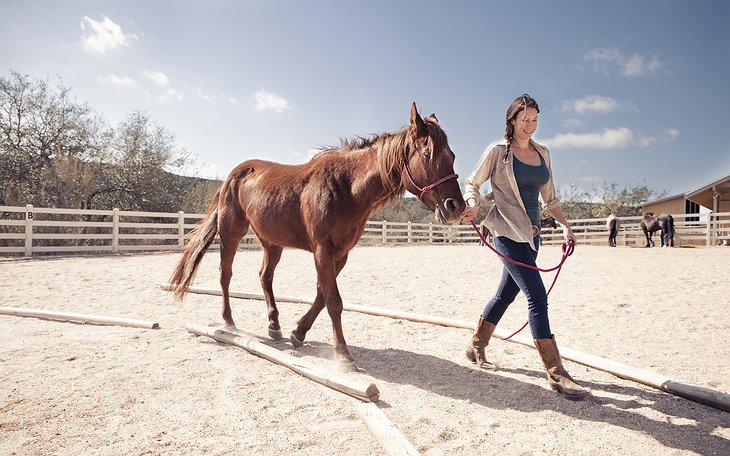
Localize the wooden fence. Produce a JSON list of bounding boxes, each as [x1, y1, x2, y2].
[[1, 205, 729, 257]]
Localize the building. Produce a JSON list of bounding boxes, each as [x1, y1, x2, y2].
[[640, 172, 730, 246], [641, 172, 730, 215]]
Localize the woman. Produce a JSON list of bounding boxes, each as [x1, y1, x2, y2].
[[461, 94, 589, 399]]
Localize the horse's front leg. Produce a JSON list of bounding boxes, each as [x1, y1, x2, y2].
[[313, 248, 354, 368], [290, 290, 324, 347], [291, 254, 349, 350]]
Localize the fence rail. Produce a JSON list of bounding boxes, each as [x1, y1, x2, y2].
[[1, 205, 729, 256]]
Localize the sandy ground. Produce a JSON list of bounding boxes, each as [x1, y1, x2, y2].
[[1, 244, 729, 455]]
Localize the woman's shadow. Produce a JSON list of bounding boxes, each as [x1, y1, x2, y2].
[[289, 339, 729, 455]]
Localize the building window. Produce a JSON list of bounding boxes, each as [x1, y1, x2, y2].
[[685, 200, 700, 222]]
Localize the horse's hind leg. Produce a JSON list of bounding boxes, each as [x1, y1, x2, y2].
[[259, 242, 284, 339], [218, 212, 249, 327]]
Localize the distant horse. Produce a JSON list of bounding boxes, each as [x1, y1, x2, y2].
[[169, 103, 465, 369], [606, 214, 620, 247], [658, 214, 676, 247], [640, 212, 675, 247], [540, 216, 558, 230]]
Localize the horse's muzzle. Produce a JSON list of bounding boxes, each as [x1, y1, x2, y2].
[[436, 197, 465, 224]]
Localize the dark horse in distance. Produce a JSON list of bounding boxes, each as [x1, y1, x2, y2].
[[169, 104, 465, 369], [640, 212, 675, 247]]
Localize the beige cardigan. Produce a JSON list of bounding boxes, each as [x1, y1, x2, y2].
[[464, 139, 561, 251]]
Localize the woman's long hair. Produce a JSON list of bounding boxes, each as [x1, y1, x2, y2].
[[503, 94, 540, 161]]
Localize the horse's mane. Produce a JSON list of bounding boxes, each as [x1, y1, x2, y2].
[[316, 118, 448, 195]]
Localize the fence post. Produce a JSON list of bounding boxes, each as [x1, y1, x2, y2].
[[382, 220, 387, 244], [178, 211, 185, 248], [429, 223, 433, 244], [24, 204, 33, 257], [112, 208, 120, 252], [706, 212, 713, 246], [407, 221, 412, 243]]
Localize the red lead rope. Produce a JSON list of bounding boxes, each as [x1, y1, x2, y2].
[[469, 220, 575, 340]]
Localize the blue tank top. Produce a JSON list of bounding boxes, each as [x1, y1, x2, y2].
[[513, 152, 549, 226]]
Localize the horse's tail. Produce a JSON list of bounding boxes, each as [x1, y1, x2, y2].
[[169, 190, 220, 301], [668, 214, 676, 233]]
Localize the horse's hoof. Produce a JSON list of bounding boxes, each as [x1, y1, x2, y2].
[[337, 360, 359, 373], [268, 328, 283, 340], [290, 332, 304, 348]]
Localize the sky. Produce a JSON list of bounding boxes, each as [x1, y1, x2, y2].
[[2, 0, 729, 199]]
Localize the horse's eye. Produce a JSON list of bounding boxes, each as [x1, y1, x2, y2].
[[423, 150, 432, 159]]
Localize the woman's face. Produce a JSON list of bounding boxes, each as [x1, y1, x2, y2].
[[511, 107, 539, 142]]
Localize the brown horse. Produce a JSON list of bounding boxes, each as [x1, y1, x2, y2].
[[169, 103, 465, 368]]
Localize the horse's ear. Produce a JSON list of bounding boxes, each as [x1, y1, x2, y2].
[[426, 113, 439, 125], [410, 102, 426, 136]]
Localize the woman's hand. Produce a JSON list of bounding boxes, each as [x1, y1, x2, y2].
[[461, 198, 478, 223], [564, 227, 577, 245]]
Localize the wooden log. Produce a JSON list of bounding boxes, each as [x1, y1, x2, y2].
[[356, 402, 421, 456], [166, 285, 730, 412], [0, 306, 159, 329], [186, 324, 379, 403]]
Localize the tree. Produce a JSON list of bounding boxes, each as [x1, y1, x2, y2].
[[592, 181, 667, 218], [0, 70, 109, 206], [553, 184, 592, 220], [88, 110, 197, 211]]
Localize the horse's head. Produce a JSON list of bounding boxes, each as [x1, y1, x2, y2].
[[402, 103, 465, 224]]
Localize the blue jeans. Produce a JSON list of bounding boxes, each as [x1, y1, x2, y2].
[[481, 235, 552, 340]]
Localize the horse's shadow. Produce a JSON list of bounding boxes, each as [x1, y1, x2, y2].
[[281, 338, 728, 455]]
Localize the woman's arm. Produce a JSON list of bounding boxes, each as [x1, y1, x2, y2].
[[462, 142, 500, 222]]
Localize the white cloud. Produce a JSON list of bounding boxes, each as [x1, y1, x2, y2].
[[191, 86, 214, 101], [561, 118, 584, 129], [623, 54, 663, 77], [99, 74, 135, 87], [81, 16, 135, 54], [636, 128, 680, 147], [143, 70, 169, 87], [543, 127, 679, 150], [190, 87, 238, 105], [157, 88, 183, 103], [252, 89, 289, 112], [583, 47, 665, 77], [664, 128, 680, 139], [561, 95, 636, 115], [544, 127, 635, 149]]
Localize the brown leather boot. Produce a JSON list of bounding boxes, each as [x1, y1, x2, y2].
[[465, 317, 496, 369], [534, 336, 590, 400]]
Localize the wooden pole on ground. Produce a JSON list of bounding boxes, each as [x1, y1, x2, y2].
[[0, 306, 159, 329], [356, 402, 421, 456], [165, 285, 730, 412], [186, 324, 379, 403]]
